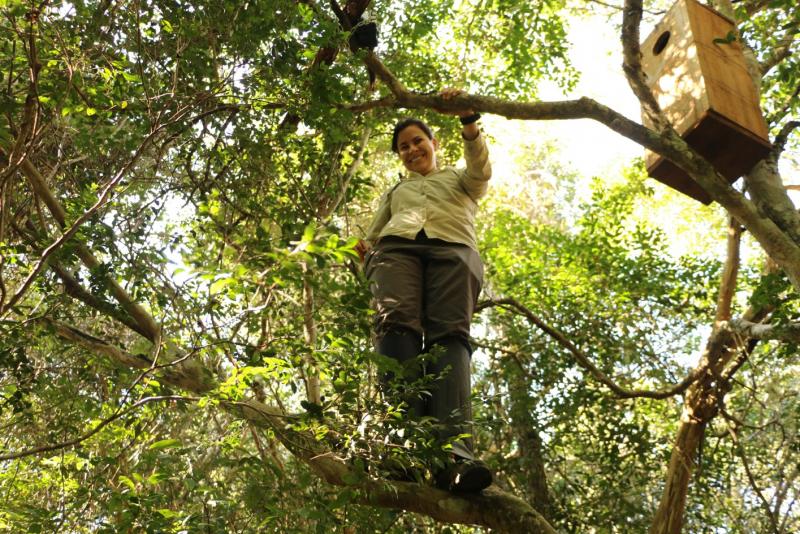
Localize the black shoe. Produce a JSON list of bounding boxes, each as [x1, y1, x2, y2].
[[435, 459, 492, 493]]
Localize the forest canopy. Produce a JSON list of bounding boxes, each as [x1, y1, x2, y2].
[[0, 0, 798, 532]]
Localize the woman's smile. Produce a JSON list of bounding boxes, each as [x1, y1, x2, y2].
[[396, 125, 439, 175]]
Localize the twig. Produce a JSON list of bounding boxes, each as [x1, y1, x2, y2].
[[0, 396, 197, 461], [345, 94, 396, 112], [584, 0, 663, 16]]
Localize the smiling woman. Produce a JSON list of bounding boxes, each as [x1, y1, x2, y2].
[[355, 88, 493, 493]]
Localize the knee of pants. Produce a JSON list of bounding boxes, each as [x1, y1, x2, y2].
[[425, 333, 473, 356], [375, 327, 423, 359]]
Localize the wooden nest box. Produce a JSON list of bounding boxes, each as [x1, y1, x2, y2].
[[640, 0, 771, 204]]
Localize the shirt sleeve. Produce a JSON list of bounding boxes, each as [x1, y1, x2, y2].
[[364, 189, 392, 245], [458, 131, 492, 201]]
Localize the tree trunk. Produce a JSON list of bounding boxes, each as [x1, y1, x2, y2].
[[649, 406, 706, 534]]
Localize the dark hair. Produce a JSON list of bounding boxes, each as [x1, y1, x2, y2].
[[391, 118, 434, 153]]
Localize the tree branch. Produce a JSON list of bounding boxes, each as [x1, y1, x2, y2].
[[232, 402, 557, 534], [620, 0, 669, 131], [715, 216, 743, 322], [344, 94, 395, 112], [0, 395, 195, 461], [43, 318, 216, 393], [584, 0, 664, 16], [650, 298, 773, 534], [49, 263, 149, 338], [722, 413, 782, 534], [759, 34, 798, 76], [724, 318, 800, 343], [3, 102, 235, 340], [318, 125, 372, 220], [773, 120, 800, 156], [477, 297, 705, 399], [0, 6, 42, 185], [41, 316, 556, 532], [361, 51, 800, 293]]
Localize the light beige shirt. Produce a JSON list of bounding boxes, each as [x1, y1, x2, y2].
[[364, 133, 491, 250]]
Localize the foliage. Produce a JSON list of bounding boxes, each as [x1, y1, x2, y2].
[[0, 0, 798, 533]]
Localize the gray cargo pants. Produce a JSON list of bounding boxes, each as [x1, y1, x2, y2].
[[365, 233, 483, 346], [365, 232, 483, 459]]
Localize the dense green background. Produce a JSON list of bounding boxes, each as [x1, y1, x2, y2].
[[0, 0, 798, 532]]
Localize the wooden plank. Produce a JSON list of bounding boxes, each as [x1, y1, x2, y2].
[[685, 0, 769, 139], [705, 76, 769, 138], [646, 110, 773, 203]]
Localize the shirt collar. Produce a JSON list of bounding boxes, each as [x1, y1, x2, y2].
[[405, 166, 441, 180]]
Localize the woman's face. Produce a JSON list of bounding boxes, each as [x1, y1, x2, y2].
[[396, 125, 439, 176]]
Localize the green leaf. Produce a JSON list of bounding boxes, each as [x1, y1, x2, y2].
[[157, 508, 179, 518], [118, 475, 137, 493], [148, 438, 182, 451], [712, 30, 736, 45], [209, 277, 234, 294]]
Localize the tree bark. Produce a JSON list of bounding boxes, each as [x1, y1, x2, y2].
[[649, 414, 706, 534]]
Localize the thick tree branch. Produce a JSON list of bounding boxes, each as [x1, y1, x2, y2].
[[477, 297, 705, 399], [48, 263, 149, 338], [773, 120, 800, 155], [650, 297, 773, 534], [715, 217, 743, 322], [44, 319, 216, 393], [744, 157, 800, 247], [361, 51, 800, 293], [724, 318, 800, 342], [234, 399, 556, 534]]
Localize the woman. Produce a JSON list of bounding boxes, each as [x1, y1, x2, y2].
[[356, 89, 492, 492]]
